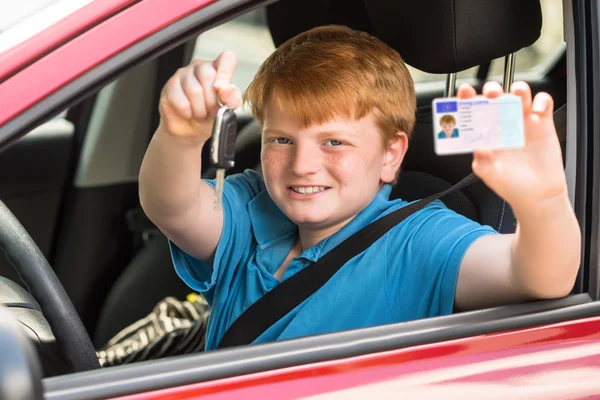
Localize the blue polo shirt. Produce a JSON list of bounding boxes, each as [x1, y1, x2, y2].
[[169, 170, 496, 350]]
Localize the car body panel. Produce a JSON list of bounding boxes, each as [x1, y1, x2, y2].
[[0, 0, 216, 127], [0, 0, 140, 83], [113, 316, 600, 399]]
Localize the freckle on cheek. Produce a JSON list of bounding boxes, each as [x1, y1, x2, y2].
[[262, 152, 287, 176], [324, 153, 368, 175]]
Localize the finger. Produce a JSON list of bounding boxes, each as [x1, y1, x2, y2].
[[194, 62, 219, 117], [163, 73, 192, 120], [531, 91, 554, 119], [213, 51, 237, 89], [510, 81, 533, 116], [181, 67, 207, 121], [473, 148, 495, 165], [218, 84, 242, 109], [457, 83, 477, 99], [472, 148, 497, 181], [482, 81, 504, 99]]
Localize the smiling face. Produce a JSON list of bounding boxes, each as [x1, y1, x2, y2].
[[261, 100, 405, 235], [245, 25, 416, 240]]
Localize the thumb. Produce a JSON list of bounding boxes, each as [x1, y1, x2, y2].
[[217, 84, 242, 110]]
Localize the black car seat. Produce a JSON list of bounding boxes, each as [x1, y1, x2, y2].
[[94, 0, 550, 347]]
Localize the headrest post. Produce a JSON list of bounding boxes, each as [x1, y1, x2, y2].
[[444, 73, 457, 97], [502, 52, 516, 92]]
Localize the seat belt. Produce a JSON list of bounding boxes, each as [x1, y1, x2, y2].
[[217, 172, 479, 349]]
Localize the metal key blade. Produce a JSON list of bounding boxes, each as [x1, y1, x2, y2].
[[214, 168, 225, 210]]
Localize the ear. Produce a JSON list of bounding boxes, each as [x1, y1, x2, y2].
[[381, 131, 408, 184]]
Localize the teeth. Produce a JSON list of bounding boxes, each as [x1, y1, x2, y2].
[[292, 186, 327, 194]]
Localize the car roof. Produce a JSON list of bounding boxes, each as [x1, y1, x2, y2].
[[0, 0, 139, 83]]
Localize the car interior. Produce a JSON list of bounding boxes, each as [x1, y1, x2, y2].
[[0, 0, 593, 390]]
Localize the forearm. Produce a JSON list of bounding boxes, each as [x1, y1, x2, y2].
[[139, 127, 208, 229], [511, 192, 581, 299]]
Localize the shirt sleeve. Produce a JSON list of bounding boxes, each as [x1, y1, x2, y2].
[[168, 169, 265, 304], [386, 200, 498, 320]]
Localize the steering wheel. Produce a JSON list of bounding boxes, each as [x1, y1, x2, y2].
[[0, 200, 100, 372]]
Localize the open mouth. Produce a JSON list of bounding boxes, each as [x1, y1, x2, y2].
[[289, 186, 330, 195]]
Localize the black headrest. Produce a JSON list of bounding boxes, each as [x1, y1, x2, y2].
[[366, 0, 542, 73], [267, 0, 374, 47], [267, 0, 542, 73]]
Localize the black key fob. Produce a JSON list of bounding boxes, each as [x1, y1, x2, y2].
[[210, 106, 237, 169]]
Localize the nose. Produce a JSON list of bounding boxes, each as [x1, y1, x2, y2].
[[290, 142, 321, 177]]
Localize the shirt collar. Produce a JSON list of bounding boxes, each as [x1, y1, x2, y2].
[[248, 190, 296, 248], [247, 184, 396, 260]]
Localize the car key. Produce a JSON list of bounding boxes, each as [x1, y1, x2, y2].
[[210, 106, 237, 210]]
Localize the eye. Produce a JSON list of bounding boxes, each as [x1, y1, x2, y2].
[[272, 137, 292, 144], [324, 139, 344, 147]]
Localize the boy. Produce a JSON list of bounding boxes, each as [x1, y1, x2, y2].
[[438, 114, 459, 139], [139, 26, 580, 351]]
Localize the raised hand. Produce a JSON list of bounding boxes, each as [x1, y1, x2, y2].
[[158, 51, 242, 140], [458, 81, 567, 215]]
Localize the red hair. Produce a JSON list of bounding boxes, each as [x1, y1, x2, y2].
[[244, 25, 416, 147]]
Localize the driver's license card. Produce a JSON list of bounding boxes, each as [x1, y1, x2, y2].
[[432, 95, 525, 155]]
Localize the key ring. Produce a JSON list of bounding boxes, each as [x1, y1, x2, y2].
[[217, 83, 241, 108]]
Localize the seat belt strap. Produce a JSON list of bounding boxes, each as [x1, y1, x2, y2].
[[217, 173, 479, 349]]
